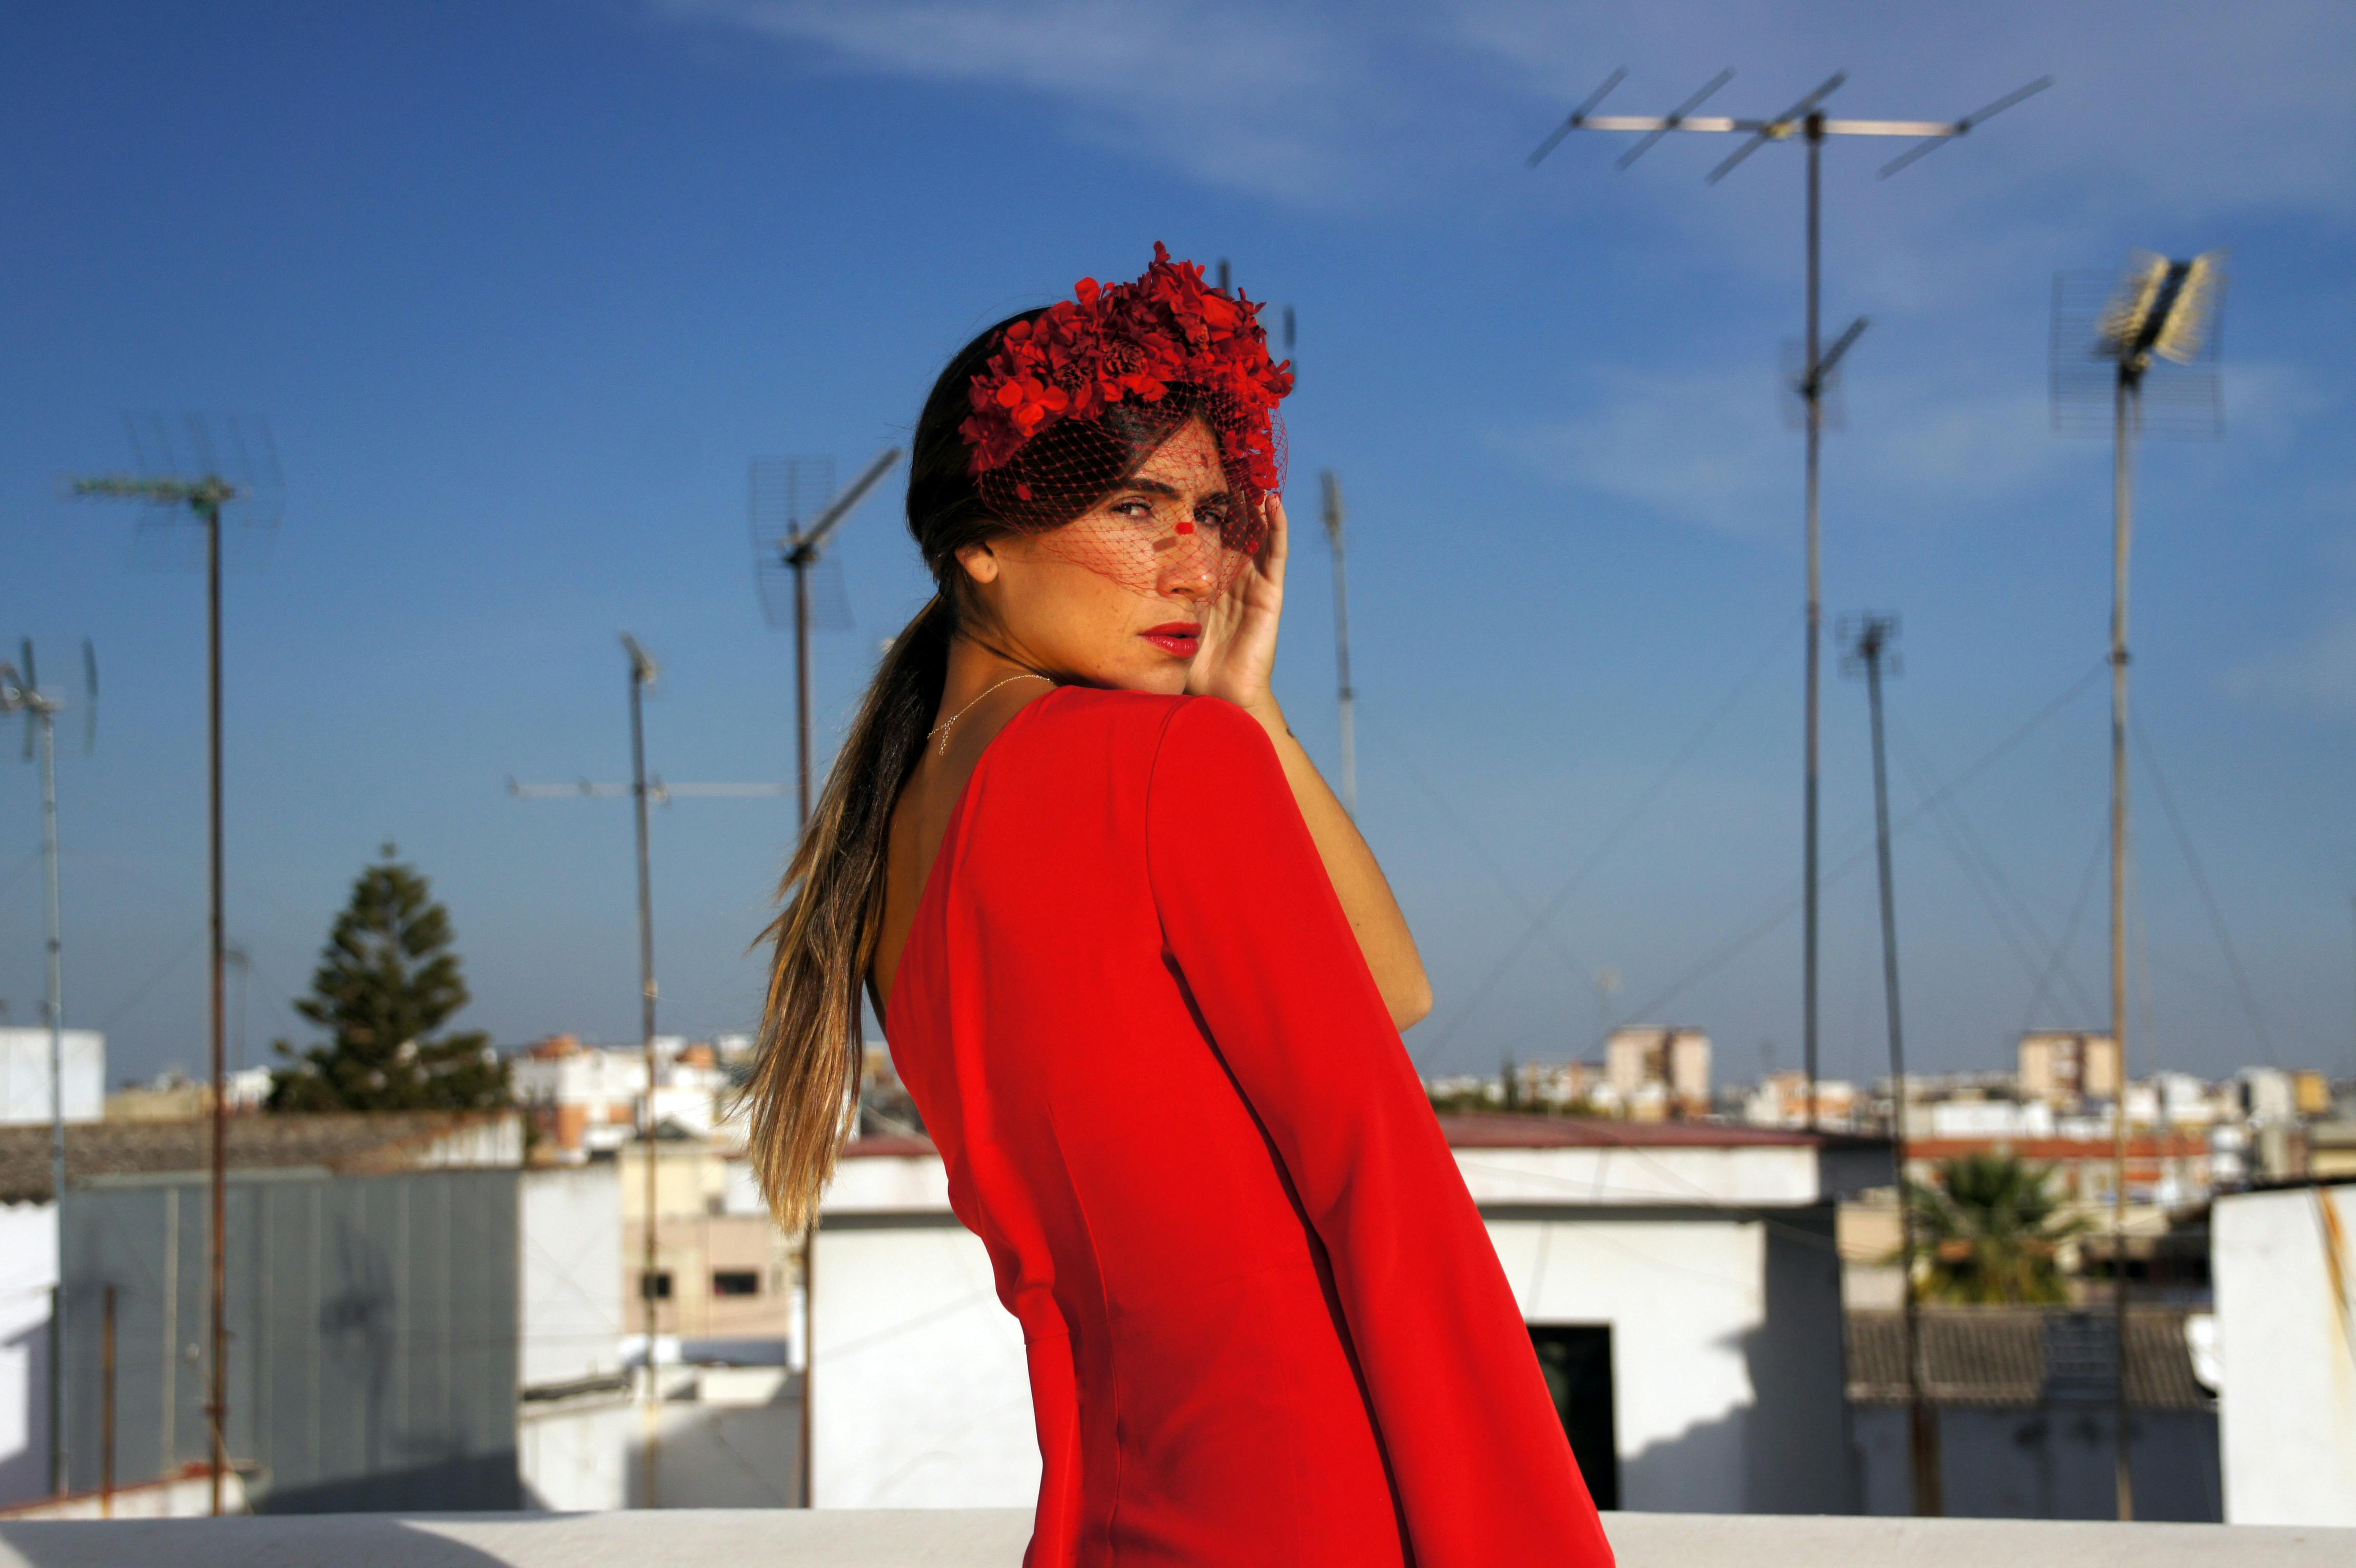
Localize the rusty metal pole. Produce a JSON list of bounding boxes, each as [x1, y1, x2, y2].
[[2109, 366, 2137, 1522], [204, 497, 228, 1517], [625, 642, 662, 1509]]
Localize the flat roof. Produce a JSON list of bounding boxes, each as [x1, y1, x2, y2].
[[0, 1111, 517, 1202], [839, 1115, 1877, 1161]]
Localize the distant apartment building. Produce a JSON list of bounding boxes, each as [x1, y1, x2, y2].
[[2018, 1030, 2118, 1109], [1604, 1026, 1711, 1120], [618, 1139, 797, 1357], [1740, 1070, 1863, 1131]]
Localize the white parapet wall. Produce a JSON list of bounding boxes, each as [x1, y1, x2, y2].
[[813, 1130, 1856, 1514], [2212, 1182, 2356, 1526], [0, 1508, 2350, 1566], [0, 1203, 55, 1511]]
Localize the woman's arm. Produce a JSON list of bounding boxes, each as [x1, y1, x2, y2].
[[1190, 494, 1433, 1030], [1241, 698, 1432, 1029]]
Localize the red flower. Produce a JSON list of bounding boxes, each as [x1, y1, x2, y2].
[[962, 242, 1292, 507]]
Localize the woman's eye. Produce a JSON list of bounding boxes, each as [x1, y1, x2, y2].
[[1112, 500, 1155, 521]]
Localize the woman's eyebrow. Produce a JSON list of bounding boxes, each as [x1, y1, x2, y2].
[[1120, 477, 1183, 499]]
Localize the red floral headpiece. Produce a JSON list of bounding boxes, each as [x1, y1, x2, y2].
[[960, 243, 1294, 497]]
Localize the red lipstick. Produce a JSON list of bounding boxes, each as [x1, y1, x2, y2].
[[1141, 622, 1202, 659]]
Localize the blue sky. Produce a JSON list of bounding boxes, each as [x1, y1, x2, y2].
[[1, 0, 2350, 1090]]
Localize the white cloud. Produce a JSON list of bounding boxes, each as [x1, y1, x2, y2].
[[1493, 362, 2070, 538], [2222, 614, 2356, 721], [649, 0, 2356, 232], [652, 0, 1381, 202]]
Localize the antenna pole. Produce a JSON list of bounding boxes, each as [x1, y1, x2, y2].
[[202, 495, 227, 1518], [2109, 364, 2136, 1523], [39, 699, 66, 1498], [1801, 111, 1824, 1134], [794, 547, 814, 826], [1322, 473, 1356, 815], [1540, 70, 2046, 1137], [622, 641, 663, 1507], [1849, 616, 1938, 1513]]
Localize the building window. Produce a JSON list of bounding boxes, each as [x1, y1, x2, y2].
[[1529, 1323, 1619, 1510], [641, 1271, 673, 1301], [712, 1270, 760, 1298]]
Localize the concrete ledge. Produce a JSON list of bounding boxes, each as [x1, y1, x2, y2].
[[2, 1508, 2351, 1566]]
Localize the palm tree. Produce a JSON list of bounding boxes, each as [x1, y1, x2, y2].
[[1903, 1152, 2090, 1304]]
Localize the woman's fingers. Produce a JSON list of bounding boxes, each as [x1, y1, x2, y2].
[[1259, 492, 1290, 589]]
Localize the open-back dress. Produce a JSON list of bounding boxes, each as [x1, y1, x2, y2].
[[882, 684, 1613, 1567]]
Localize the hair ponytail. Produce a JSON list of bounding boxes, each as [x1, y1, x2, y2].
[[747, 594, 950, 1227], [748, 308, 1045, 1228]]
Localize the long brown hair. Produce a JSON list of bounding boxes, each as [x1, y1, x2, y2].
[[744, 312, 1036, 1228]]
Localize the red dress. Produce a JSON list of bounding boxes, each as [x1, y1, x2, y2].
[[885, 686, 1613, 1567]]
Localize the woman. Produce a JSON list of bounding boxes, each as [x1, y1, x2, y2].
[[751, 246, 1611, 1566]]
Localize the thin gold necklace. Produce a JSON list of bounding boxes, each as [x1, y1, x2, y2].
[[927, 673, 1052, 756]]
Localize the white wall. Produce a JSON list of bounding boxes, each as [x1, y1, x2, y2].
[[519, 1394, 633, 1512], [0, 1203, 55, 1508], [2213, 1184, 2356, 1525], [1491, 1217, 1760, 1511], [809, 1224, 1038, 1509], [1452, 1144, 1823, 1207], [0, 1031, 101, 1127], [520, 1165, 625, 1390]]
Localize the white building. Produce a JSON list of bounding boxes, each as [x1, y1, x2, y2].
[[0, 1029, 102, 1127], [510, 1035, 735, 1157], [2211, 1180, 2356, 1525], [810, 1116, 1887, 1514]]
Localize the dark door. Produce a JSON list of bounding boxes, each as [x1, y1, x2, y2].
[[1529, 1323, 1618, 1510]]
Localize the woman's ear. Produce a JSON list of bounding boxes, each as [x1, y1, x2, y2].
[[955, 540, 1002, 586]]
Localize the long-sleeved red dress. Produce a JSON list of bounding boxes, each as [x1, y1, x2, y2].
[[883, 685, 1613, 1567]]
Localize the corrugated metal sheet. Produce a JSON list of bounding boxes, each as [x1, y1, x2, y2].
[[58, 1167, 519, 1511]]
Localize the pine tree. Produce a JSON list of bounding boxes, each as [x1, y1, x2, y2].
[[268, 845, 509, 1113]]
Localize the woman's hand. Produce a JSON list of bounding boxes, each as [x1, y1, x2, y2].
[[1186, 491, 1288, 719]]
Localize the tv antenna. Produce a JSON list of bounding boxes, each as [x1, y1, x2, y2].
[[751, 448, 902, 827], [2052, 247, 2226, 1523], [1530, 69, 2050, 1131], [69, 411, 277, 1517], [1319, 472, 1356, 816], [1, 637, 95, 1497], [507, 633, 785, 1506]]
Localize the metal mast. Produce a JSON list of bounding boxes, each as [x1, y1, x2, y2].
[[1, 643, 88, 1496], [509, 638, 786, 1507], [1532, 69, 2048, 1129], [2054, 248, 2225, 1521], [1320, 471, 1357, 816], [71, 471, 239, 1513], [1843, 613, 1938, 1513], [752, 443, 897, 1509], [770, 448, 901, 823]]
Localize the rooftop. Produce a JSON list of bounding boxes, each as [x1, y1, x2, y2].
[[1847, 1307, 2212, 1410], [0, 1508, 2345, 1566], [838, 1114, 1885, 1160], [0, 1111, 519, 1203]]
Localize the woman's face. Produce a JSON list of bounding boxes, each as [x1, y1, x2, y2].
[[955, 418, 1238, 692]]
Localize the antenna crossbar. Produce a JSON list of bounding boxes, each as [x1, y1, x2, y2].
[[509, 777, 786, 803]]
